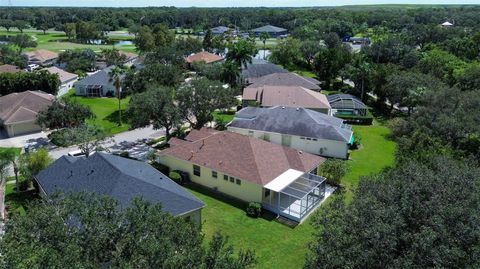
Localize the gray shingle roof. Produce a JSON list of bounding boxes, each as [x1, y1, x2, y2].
[[242, 60, 289, 80], [35, 152, 205, 216], [327, 94, 367, 110], [229, 106, 353, 142], [75, 67, 114, 87], [248, 72, 321, 90], [252, 25, 287, 33]]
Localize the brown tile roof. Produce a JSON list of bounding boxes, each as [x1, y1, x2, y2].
[[0, 64, 22, 74], [24, 49, 58, 63], [248, 72, 321, 90], [185, 51, 224, 64], [0, 91, 55, 124], [161, 129, 325, 186], [242, 85, 331, 110], [45, 67, 78, 84]]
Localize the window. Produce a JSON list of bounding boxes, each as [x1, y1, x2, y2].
[[229, 176, 235, 183], [306, 138, 312, 141], [312, 138, 318, 141], [236, 179, 241, 185], [212, 171, 217, 178], [223, 174, 228, 181], [193, 165, 201, 176], [263, 133, 270, 142], [264, 189, 270, 198]]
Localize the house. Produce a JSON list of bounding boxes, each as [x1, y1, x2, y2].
[[120, 51, 139, 65], [74, 67, 117, 97], [0, 91, 55, 137], [35, 152, 205, 224], [211, 26, 236, 36], [327, 93, 368, 117], [247, 72, 321, 91], [241, 59, 289, 82], [228, 106, 354, 159], [242, 85, 331, 114], [251, 25, 287, 38], [0, 64, 22, 74], [24, 49, 58, 66], [159, 128, 328, 222], [45, 67, 78, 97], [185, 51, 224, 65]]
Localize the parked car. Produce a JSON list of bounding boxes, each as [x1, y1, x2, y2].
[[67, 149, 95, 157], [27, 64, 39, 72]]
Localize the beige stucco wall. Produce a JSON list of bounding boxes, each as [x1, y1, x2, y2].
[[159, 155, 264, 203], [6, 121, 42, 137], [228, 126, 349, 159]]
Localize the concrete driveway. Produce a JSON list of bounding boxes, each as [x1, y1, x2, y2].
[[0, 131, 51, 149]]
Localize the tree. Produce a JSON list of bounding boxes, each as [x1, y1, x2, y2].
[[62, 124, 112, 157], [14, 20, 28, 33], [305, 156, 480, 269], [270, 37, 302, 69], [345, 54, 371, 101], [101, 48, 127, 66], [152, 23, 175, 48], [259, 32, 270, 59], [58, 49, 97, 73], [19, 148, 52, 184], [0, 149, 21, 193], [0, 192, 256, 268], [109, 66, 126, 126], [135, 26, 155, 52], [456, 65, 480, 91], [0, 71, 60, 97], [177, 77, 236, 129], [203, 28, 214, 52], [0, 19, 14, 32], [313, 36, 351, 89], [123, 63, 183, 94], [318, 159, 350, 186], [36, 100, 95, 129], [300, 40, 321, 68], [64, 22, 76, 40], [226, 38, 257, 67], [10, 34, 37, 53], [127, 86, 182, 140]]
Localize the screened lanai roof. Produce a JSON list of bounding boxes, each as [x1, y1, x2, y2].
[[327, 94, 367, 110], [264, 169, 326, 200]]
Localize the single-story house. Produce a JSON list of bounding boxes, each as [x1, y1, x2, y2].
[[251, 25, 287, 38], [24, 49, 58, 66], [0, 64, 22, 74], [228, 106, 354, 159], [242, 85, 331, 115], [45, 67, 78, 97], [211, 26, 237, 36], [247, 72, 321, 91], [74, 67, 117, 97], [185, 51, 224, 65], [327, 93, 368, 116], [0, 91, 55, 137], [159, 128, 328, 222], [35, 152, 205, 224], [241, 59, 289, 82]]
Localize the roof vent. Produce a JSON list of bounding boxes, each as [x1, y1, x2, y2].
[[296, 107, 300, 111], [219, 160, 223, 165], [281, 106, 285, 109], [299, 151, 303, 154]]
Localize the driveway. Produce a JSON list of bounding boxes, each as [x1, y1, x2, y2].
[[0, 131, 51, 149]]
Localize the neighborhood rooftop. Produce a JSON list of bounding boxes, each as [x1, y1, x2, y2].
[[24, 49, 58, 62], [247, 72, 321, 90], [161, 129, 325, 186], [242, 59, 289, 80], [252, 25, 287, 33], [45, 66, 78, 84], [229, 106, 353, 143], [0, 64, 22, 74], [185, 51, 224, 64], [0, 90, 54, 124], [243, 85, 331, 110], [35, 152, 205, 216]]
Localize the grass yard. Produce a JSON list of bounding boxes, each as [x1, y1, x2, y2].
[[0, 147, 21, 156], [213, 111, 235, 123], [5, 180, 38, 217], [0, 30, 136, 53], [65, 91, 131, 134], [188, 184, 314, 269]]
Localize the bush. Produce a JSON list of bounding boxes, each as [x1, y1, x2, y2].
[[319, 159, 350, 186], [350, 131, 362, 150], [151, 162, 170, 175], [169, 171, 182, 183], [246, 202, 262, 218], [334, 114, 373, 125], [48, 129, 73, 147]]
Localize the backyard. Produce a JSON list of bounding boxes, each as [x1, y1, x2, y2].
[[190, 117, 397, 269], [64, 91, 131, 134]]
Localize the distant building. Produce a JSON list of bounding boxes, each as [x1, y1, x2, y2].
[[247, 72, 321, 91], [24, 49, 58, 66], [35, 152, 205, 224], [210, 26, 235, 36], [0, 64, 22, 74], [348, 37, 371, 45], [441, 21, 454, 27], [45, 67, 78, 97], [0, 91, 55, 137], [242, 85, 331, 114], [228, 106, 354, 159], [185, 51, 224, 65], [251, 25, 288, 38]]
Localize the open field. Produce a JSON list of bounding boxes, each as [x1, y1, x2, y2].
[[64, 91, 131, 134]]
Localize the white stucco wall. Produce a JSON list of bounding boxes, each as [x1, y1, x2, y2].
[[159, 155, 264, 203], [227, 127, 349, 159]]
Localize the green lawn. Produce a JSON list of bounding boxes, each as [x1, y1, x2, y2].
[[0, 30, 136, 53], [0, 147, 21, 155], [213, 111, 235, 123], [188, 184, 314, 269], [342, 119, 397, 197], [5, 180, 37, 217], [65, 91, 131, 134]]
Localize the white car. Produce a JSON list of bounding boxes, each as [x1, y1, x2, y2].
[[27, 64, 39, 72], [67, 150, 95, 157]]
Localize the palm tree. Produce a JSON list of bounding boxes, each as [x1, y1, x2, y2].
[[109, 67, 126, 126], [0, 149, 21, 193], [259, 32, 270, 59]]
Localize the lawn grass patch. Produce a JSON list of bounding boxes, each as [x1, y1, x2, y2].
[[64, 91, 131, 134], [213, 111, 235, 123], [187, 184, 314, 269], [5, 181, 38, 217], [0, 147, 21, 156]]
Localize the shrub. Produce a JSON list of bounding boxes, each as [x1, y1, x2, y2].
[[151, 162, 170, 175], [318, 159, 350, 186], [48, 129, 72, 147], [169, 171, 182, 183], [246, 202, 262, 218]]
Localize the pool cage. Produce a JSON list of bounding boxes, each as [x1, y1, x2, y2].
[[262, 172, 326, 223]]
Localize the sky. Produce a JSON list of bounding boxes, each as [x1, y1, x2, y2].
[[2, 0, 480, 7]]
